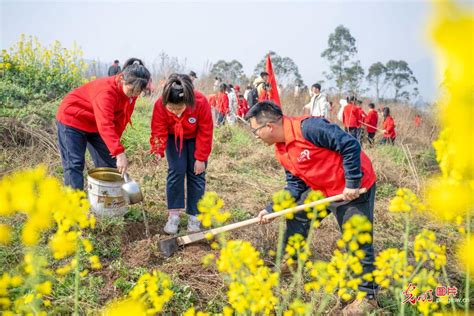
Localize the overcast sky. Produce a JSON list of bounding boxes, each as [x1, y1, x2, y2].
[[2, 0, 465, 102]]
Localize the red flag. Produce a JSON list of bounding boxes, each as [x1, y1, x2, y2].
[[266, 53, 281, 107]]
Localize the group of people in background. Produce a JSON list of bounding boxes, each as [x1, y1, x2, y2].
[[207, 71, 405, 146], [207, 71, 273, 126], [337, 96, 396, 145]]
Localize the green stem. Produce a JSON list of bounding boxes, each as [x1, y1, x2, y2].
[[275, 217, 286, 316], [407, 260, 425, 281], [295, 253, 304, 299], [315, 293, 332, 315], [282, 211, 322, 312], [281, 272, 298, 312], [465, 212, 471, 316], [74, 244, 80, 315], [441, 265, 457, 313], [310, 292, 317, 315], [400, 213, 410, 316]]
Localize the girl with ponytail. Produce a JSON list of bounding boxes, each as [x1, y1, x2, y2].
[[150, 73, 213, 234], [56, 58, 151, 190]]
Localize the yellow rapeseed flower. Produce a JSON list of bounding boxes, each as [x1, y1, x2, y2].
[[413, 229, 446, 270], [457, 234, 474, 280], [272, 190, 297, 219], [197, 192, 230, 228], [0, 224, 12, 245], [389, 188, 425, 213]]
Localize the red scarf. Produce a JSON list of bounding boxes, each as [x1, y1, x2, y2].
[[172, 114, 185, 155]]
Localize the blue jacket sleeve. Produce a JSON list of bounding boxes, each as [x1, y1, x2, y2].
[[301, 117, 362, 189], [265, 170, 309, 212]]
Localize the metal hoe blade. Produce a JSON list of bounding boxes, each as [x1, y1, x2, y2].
[[159, 237, 180, 257]]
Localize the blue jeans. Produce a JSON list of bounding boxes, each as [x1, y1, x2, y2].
[[56, 121, 116, 190], [165, 135, 206, 216], [285, 184, 378, 296]]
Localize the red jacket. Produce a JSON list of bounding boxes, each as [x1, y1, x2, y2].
[[237, 97, 249, 117], [56, 75, 137, 156], [342, 103, 362, 128], [364, 109, 379, 133], [383, 115, 396, 139], [150, 90, 213, 161], [414, 115, 422, 127], [208, 94, 217, 108], [216, 92, 229, 114], [275, 117, 376, 197]]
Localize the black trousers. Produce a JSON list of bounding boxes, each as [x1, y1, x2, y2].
[[284, 184, 378, 295], [367, 132, 375, 145]]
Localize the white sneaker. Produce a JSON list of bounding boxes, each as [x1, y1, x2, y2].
[[164, 214, 180, 234], [187, 215, 201, 233]]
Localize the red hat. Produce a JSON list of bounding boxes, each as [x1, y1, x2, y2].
[[234, 85, 240, 91]]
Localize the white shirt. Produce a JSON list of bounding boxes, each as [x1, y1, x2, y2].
[[226, 90, 238, 124], [304, 93, 330, 118]]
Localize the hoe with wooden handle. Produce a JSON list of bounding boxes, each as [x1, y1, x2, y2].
[[159, 188, 367, 257]]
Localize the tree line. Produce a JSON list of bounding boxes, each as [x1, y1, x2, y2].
[[209, 25, 419, 102]]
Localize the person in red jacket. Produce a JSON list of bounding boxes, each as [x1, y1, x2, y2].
[[150, 74, 213, 234], [215, 83, 229, 126], [364, 103, 379, 146], [342, 96, 363, 142], [237, 93, 249, 118], [246, 101, 378, 313], [381, 107, 396, 145], [56, 58, 151, 190], [207, 93, 217, 124], [414, 114, 422, 128]]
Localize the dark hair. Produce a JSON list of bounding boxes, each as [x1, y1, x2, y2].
[[383, 107, 391, 118], [312, 83, 321, 91], [189, 71, 197, 78], [114, 59, 119, 64], [219, 83, 227, 92], [162, 73, 195, 107], [349, 96, 356, 102], [245, 101, 283, 124], [260, 71, 269, 77], [357, 100, 363, 105], [121, 58, 151, 95], [368, 103, 375, 109]]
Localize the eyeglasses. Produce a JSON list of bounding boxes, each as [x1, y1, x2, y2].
[[251, 125, 267, 135], [251, 120, 276, 135]]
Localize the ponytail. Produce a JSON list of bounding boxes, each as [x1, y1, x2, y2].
[[121, 58, 151, 95], [162, 74, 195, 107]]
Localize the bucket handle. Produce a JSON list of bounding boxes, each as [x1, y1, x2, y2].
[[123, 173, 131, 183]]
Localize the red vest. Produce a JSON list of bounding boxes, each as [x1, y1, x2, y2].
[[274, 117, 376, 197]]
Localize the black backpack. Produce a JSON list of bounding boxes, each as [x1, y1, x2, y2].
[[247, 82, 264, 108]]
